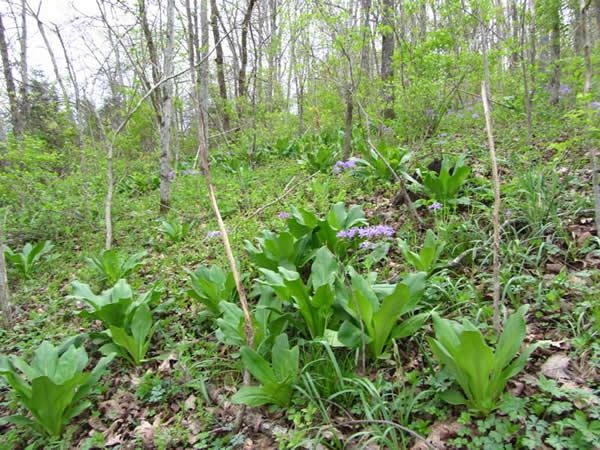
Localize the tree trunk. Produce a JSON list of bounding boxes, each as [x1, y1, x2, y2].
[[200, 0, 209, 133], [159, 0, 176, 214], [0, 211, 11, 327], [238, 0, 257, 98], [581, 0, 593, 93], [343, 87, 353, 159], [381, 0, 395, 120], [0, 13, 23, 136], [549, 9, 561, 105], [360, 0, 372, 78], [19, 0, 28, 127], [210, 0, 230, 130]]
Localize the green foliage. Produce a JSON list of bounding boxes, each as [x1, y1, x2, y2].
[[117, 173, 160, 197], [4, 240, 54, 279], [245, 202, 367, 270], [260, 246, 341, 339], [159, 217, 191, 243], [186, 265, 236, 315], [69, 279, 161, 328], [338, 272, 428, 358], [399, 230, 446, 273], [422, 156, 471, 203], [86, 249, 146, 285], [0, 341, 114, 437], [297, 132, 341, 173], [428, 305, 536, 414], [232, 333, 299, 407], [354, 145, 412, 182], [70, 280, 161, 366], [102, 303, 158, 366]]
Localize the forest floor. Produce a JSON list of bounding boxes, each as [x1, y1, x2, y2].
[[1, 111, 599, 449]]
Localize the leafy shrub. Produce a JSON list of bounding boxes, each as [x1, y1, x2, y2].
[[260, 246, 341, 339], [354, 145, 413, 182], [4, 241, 54, 279], [70, 280, 162, 365], [159, 217, 191, 243], [232, 333, 299, 407], [422, 156, 471, 203], [298, 135, 340, 173], [86, 249, 146, 285], [117, 173, 159, 196], [399, 229, 446, 273], [0, 341, 114, 437], [428, 305, 536, 414], [338, 272, 428, 358], [187, 265, 237, 315]]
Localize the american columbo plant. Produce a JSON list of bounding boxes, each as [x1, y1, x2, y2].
[[4, 240, 54, 279], [86, 248, 147, 285], [428, 305, 537, 414], [0, 341, 114, 437]]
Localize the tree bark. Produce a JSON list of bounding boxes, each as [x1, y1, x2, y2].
[[549, 6, 561, 105], [238, 0, 257, 98], [0, 13, 23, 136], [158, 0, 176, 213], [381, 0, 395, 120], [210, 0, 230, 130], [343, 87, 353, 159], [0, 211, 11, 327], [19, 0, 28, 127], [581, 0, 593, 93]]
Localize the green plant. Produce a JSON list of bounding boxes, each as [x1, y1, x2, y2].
[[102, 303, 157, 366], [355, 144, 412, 182], [260, 246, 341, 339], [244, 231, 310, 272], [298, 141, 339, 173], [187, 265, 236, 315], [422, 156, 471, 203], [428, 305, 536, 414], [0, 341, 114, 437], [338, 272, 428, 358], [159, 217, 191, 243], [86, 249, 147, 285], [69, 279, 161, 328], [70, 280, 161, 365], [4, 240, 54, 278], [231, 333, 299, 407], [399, 229, 446, 273]]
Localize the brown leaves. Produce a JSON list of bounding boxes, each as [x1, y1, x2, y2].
[[411, 420, 462, 450], [541, 354, 571, 380]]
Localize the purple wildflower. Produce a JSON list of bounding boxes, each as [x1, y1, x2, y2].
[[426, 108, 434, 117], [472, 113, 480, 119], [337, 225, 394, 240], [358, 225, 395, 239], [590, 101, 600, 111], [337, 227, 359, 239], [438, 132, 448, 138], [334, 159, 357, 173], [167, 170, 176, 181], [278, 211, 291, 219], [466, 106, 474, 112], [359, 241, 374, 250], [559, 84, 570, 95], [207, 230, 221, 238], [428, 202, 442, 211]]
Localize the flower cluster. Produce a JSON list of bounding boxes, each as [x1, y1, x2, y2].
[[206, 230, 221, 238], [337, 225, 395, 240], [333, 159, 357, 173], [559, 84, 571, 96], [428, 202, 442, 211], [590, 101, 600, 111], [278, 211, 291, 219]]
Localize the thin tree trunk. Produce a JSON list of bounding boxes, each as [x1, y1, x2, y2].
[[481, 80, 503, 332], [238, 0, 257, 98], [0, 13, 23, 136], [360, 0, 371, 78], [549, 10, 561, 105], [210, 0, 230, 130], [19, 0, 28, 127], [0, 210, 11, 327], [159, 0, 176, 213], [592, 145, 600, 237], [581, 0, 593, 93], [381, 0, 395, 120], [343, 87, 353, 159]]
